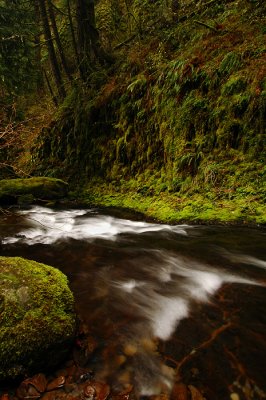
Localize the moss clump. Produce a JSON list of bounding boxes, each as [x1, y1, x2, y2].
[[0, 256, 76, 381], [0, 177, 68, 205], [221, 76, 247, 96]]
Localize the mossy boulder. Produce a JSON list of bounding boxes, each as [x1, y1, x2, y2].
[[0, 256, 76, 381], [0, 177, 68, 205]]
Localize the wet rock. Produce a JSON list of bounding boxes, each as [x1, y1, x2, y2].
[[230, 394, 240, 400], [0, 256, 76, 381], [188, 385, 206, 400], [90, 382, 110, 400], [111, 384, 133, 400], [64, 383, 78, 393], [73, 335, 98, 367], [111, 395, 130, 400], [150, 394, 169, 400], [16, 379, 41, 399], [171, 382, 189, 400], [41, 390, 62, 400], [47, 376, 66, 391], [28, 374, 47, 393], [83, 385, 96, 399], [123, 344, 137, 357], [86, 336, 98, 355], [55, 369, 68, 378], [79, 373, 94, 383], [0, 394, 10, 400]]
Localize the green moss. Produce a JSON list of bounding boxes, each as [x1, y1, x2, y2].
[[218, 52, 242, 76], [0, 256, 76, 381], [82, 177, 266, 225], [0, 177, 68, 204], [221, 76, 247, 96], [23, 0, 266, 225]]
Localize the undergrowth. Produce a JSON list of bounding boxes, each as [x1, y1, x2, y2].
[[28, 0, 266, 224]]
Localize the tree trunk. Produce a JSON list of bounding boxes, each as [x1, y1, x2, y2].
[[38, 0, 66, 99], [43, 69, 58, 106], [76, 0, 100, 79], [33, 0, 44, 92], [47, 0, 72, 82], [66, 0, 80, 77]]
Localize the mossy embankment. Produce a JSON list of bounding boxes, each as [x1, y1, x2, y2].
[[0, 177, 68, 205], [80, 177, 265, 225], [30, 0, 265, 224]]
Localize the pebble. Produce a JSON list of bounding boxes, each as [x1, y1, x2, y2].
[[150, 394, 169, 400], [47, 376, 66, 391], [171, 382, 189, 400], [83, 385, 96, 399], [114, 355, 126, 367], [64, 383, 77, 393], [0, 394, 9, 400], [55, 369, 68, 378], [188, 385, 206, 400], [91, 382, 110, 400], [16, 377, 44, 400], [117, 384, 133, 395], [40, 392, 57, 400], [123, 343, 137, 356], [31, 373, 48, 393], [230, 394, 240, 400], [111, 395, 130, 400], [86, 336, 98, 354], [16, 385, 40, 399], [28, 386, 42, 398]]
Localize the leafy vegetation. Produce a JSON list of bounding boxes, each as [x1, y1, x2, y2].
[[0, 0, 265, 224]]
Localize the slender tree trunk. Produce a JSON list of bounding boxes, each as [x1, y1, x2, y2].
[[43, 68, 58, 106], [38, 0, 66, 99], [76, 0, 100, 80], [67, 0, 80, 76], [47, 0, 72, 82], [34, 0, 44, 91]]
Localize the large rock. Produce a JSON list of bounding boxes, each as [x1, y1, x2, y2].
[[0, 256, 76, 381], [0, 177, 68, 205]]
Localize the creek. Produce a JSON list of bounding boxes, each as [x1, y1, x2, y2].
[[0, 206, 266, 399]]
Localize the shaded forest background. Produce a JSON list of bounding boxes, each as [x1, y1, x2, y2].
[[0, 0, 265, 222]]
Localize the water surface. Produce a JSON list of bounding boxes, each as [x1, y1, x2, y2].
[[1, 206, 265, 399]]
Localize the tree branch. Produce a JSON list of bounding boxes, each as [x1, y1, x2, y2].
[[194, 20, 218, 32]]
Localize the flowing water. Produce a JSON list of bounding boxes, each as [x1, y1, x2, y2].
[[0, 206, 266, 399]]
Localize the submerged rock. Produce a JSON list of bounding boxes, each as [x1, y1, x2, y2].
[[0, 256, 76, 381], [0, 177, 68, 205]]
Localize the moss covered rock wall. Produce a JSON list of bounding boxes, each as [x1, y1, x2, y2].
[[31, 0, 266, 222]]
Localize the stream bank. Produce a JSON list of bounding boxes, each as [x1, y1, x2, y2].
[[80, 180, 266, 225]]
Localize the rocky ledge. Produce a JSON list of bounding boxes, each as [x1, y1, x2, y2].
[[0, 177, 68, 205]]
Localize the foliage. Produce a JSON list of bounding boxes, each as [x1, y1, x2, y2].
[[0, 0, 39, 97], [3, 0, 266, 223]]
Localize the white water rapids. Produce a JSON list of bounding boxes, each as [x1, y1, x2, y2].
[[1, 206, 266, 395]]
